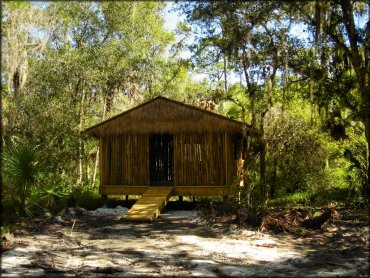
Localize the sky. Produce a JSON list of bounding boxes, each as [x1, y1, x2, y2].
[[162, 2, 208, 81], [163, 2, 184, 33], [161, 2, 368, 86], [160, 2, 310, 84], [163, 2, 192, 59]]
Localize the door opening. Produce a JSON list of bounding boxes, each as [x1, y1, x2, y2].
[[149, 134, 174, 186]]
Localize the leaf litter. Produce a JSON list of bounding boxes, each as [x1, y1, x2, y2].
[[1, 206, 368, 277]]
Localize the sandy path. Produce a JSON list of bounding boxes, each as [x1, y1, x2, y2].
[[1, 209, 368, 277]]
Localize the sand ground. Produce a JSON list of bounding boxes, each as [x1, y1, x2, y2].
[[1, 207, 368, 277]]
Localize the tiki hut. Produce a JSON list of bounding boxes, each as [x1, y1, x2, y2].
[[84, 96, 258, 206]]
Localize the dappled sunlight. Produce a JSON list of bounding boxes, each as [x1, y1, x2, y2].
[[2, 210, 368, 277], [2, 247, 42, 270], [175, 234, 301, 261]]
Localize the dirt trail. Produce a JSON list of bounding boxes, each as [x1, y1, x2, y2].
[[1, 209, 369, 277]]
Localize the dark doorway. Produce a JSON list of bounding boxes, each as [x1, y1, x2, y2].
[[149, 134, 174, 186]]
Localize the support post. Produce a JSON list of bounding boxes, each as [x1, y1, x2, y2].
[[101, 194, 108, 208], [225, 132, 228, 185], [126, 195, 129, 201], [178, 196, 183, 202]]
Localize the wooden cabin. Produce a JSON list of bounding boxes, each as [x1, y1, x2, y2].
[[84, 96, 258, 200]]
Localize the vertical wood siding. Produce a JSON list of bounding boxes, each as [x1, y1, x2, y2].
[[174, 133, 235, 186], [102, 134, 149, 185], [101, 133, 238, 187]]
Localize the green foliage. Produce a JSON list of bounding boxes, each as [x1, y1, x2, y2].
[[270, 185, 366, 208], [33, 184, 70, 215], [273, 192, 311, 206], [265, 111, 328, 195], [343, 127, 368, 194], [2, 138, 44, 214], [178, 0, 369, 208], [2, 1, 369, 218], [0, 225, 18, 237], [2, 1, 196, 214], [68, 186, 102, 210]]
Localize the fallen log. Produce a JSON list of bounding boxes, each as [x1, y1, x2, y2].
[[301, 208, 332, 229], [237, 207, 263, 227]]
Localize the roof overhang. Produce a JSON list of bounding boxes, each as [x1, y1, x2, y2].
[[83, 96, 260, 137]]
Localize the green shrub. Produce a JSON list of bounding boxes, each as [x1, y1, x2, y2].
[[266, 114, 328, 195], [270, 192, 311, 207], [68, 186, 102, 210], [2, 139, 44, 215], [0, 225, 18, 235], [32, 183, 70, 215]]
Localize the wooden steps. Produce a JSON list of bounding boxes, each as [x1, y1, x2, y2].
[[122, 187, 173, 222]]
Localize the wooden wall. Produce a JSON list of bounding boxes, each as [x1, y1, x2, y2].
[[100, 132, 239, 188], [174, 133, 234, 186], [101, 134, 149, 185]]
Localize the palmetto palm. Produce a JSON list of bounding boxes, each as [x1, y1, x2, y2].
[[3, 141, 42, 214]]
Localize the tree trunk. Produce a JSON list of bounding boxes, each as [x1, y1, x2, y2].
[[260, 141, 266, 204], [78, 139, 83, 185], [91, 95, 108, 187], [260, 113, 267, 205], [282, 56, 288, 114], [242, 138, 251, 206], [270, 159, 277, 198], [241, 51, 256, 127], [336, 0, 369, 199], [236, 135, 245, 205], [91, 147, 99, 188], [309, 48, 315, 126], [85, 151, 89, 184], [364, 118, 370, 199], [223, 52, 228, 92], [20, 188, 26, 215], [77, 86, 86, 185]]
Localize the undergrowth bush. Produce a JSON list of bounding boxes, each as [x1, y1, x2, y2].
[[68, 186, 102, 210], [195, 197, 236, 218]]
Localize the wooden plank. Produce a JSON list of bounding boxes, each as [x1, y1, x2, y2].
[[102, 137, 107, 185], [105, 137, 110, 184], [134, 135, 138, 184], [225, 132, 228, 185], [111, 137, 115, 184], [100, 184, 230, 196], [173, 186, 230, 196], [113, 136, 117, 184], [174, 135, 178, 186], [100, 186, 149, 195], [99, 138, 103, 187], [100, 131, 235, 192], [122, 135, 126, 184], [122, 187, 173, 221], [128, 134, 132, 184], [117, 136, 121, 184], [145, 135, 150, 185]]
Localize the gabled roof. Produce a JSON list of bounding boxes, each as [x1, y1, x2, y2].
[[83, 96, 259, 137]]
